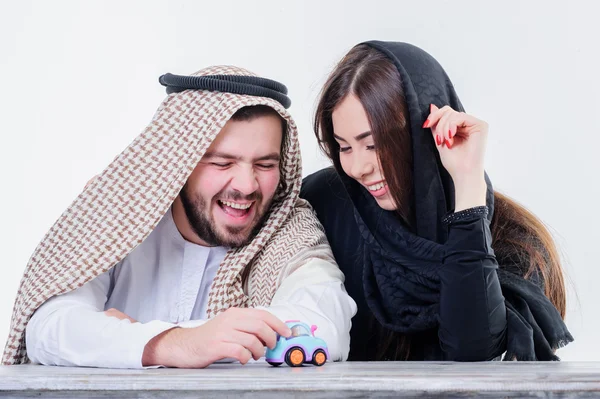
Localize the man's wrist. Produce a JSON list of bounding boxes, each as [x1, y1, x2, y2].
[[142, 327, 185, 367]]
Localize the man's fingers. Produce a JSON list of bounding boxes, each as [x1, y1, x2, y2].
[[104, 308, 137, 323], [217, 343, 252, 365], [221, 307, 290, 339], [224, 331, 264, 361], [237, 319, 278, 349], [250, 309, 292, 337]]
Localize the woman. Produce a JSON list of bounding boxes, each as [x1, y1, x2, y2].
[[301, 41, 572, 361]]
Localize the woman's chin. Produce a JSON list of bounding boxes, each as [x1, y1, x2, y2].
[[374, 196, 396, 211]]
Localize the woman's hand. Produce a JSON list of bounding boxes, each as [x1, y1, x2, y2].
[[423, 104, 488, 211]]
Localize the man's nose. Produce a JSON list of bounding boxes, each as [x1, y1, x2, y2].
[[230, 167, 259, 195]]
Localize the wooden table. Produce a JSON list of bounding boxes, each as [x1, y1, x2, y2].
[[1, 362, 599, 398]]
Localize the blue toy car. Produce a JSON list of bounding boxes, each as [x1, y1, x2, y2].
[[266, 320, 329, 367]]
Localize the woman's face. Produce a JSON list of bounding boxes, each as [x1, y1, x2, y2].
[[332, 94, 395, 211]]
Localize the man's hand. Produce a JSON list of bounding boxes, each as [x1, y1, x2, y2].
[[104, 308, 137, 323], [142, 308, 291, 368]]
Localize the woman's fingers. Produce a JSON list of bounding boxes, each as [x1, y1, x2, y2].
[[425, 105, 485, 150], [423, 104, 443, 130], [437, 108, 454, 142], [426, 104, 453, 146], [448, 118, 458, 139]]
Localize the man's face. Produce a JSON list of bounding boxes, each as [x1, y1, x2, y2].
[[180, 114, 283, 247]]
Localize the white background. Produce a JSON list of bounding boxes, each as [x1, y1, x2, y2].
[[1, 0, 598, 360]]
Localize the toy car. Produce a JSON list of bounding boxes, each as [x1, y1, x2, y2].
[[265, 320, 329, 367]]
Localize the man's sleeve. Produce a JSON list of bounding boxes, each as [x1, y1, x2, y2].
[[25, 271, 176, 369], [256, 253, 358, 362]]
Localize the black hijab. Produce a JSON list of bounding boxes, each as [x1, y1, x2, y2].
[[339, 40, 573, 361]]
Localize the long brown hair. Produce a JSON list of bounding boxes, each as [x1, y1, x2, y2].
[[314, 44, 566, 360]]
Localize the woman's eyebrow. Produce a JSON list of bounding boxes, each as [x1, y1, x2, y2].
[[334, 131, 372, 142]]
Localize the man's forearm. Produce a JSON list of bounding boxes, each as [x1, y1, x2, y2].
[[26, 299, 175, 368]]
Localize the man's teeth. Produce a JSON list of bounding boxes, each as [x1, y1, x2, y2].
[[367, 182, 386, 191], [221, 201, 252, 210]]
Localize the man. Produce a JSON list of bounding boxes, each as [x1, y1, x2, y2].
[[3, 66, 356, 368]]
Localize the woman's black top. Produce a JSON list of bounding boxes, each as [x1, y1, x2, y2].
[[302, 168, 506, 361]]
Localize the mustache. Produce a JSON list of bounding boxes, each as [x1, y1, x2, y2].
[[215, 190, 261, 202]]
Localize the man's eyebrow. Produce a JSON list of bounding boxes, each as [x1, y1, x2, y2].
[[203, 151, 280, 162], [203, 151, 242, 161], [254, 153, 280, 162], [333, 131, 372, 142]]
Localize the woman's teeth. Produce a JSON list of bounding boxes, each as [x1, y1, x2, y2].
[[220, 200, 252, 210], [367, 182, 386, 191]]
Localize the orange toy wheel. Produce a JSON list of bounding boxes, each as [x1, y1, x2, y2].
[[284, 347, 305, 367], [312, 349, 327, 366]]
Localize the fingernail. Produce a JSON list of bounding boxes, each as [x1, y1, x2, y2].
[[445, 139, 452, 149], [422, 120, 430, 128], [435, 135, 442, 146]]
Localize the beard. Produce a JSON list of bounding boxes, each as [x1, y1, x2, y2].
[[179, 183, 273, 248]]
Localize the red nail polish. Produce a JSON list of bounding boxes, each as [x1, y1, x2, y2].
[[435, 135, 442, 145], [423, 120, 430, 128], [445, 139, 452, 149]]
